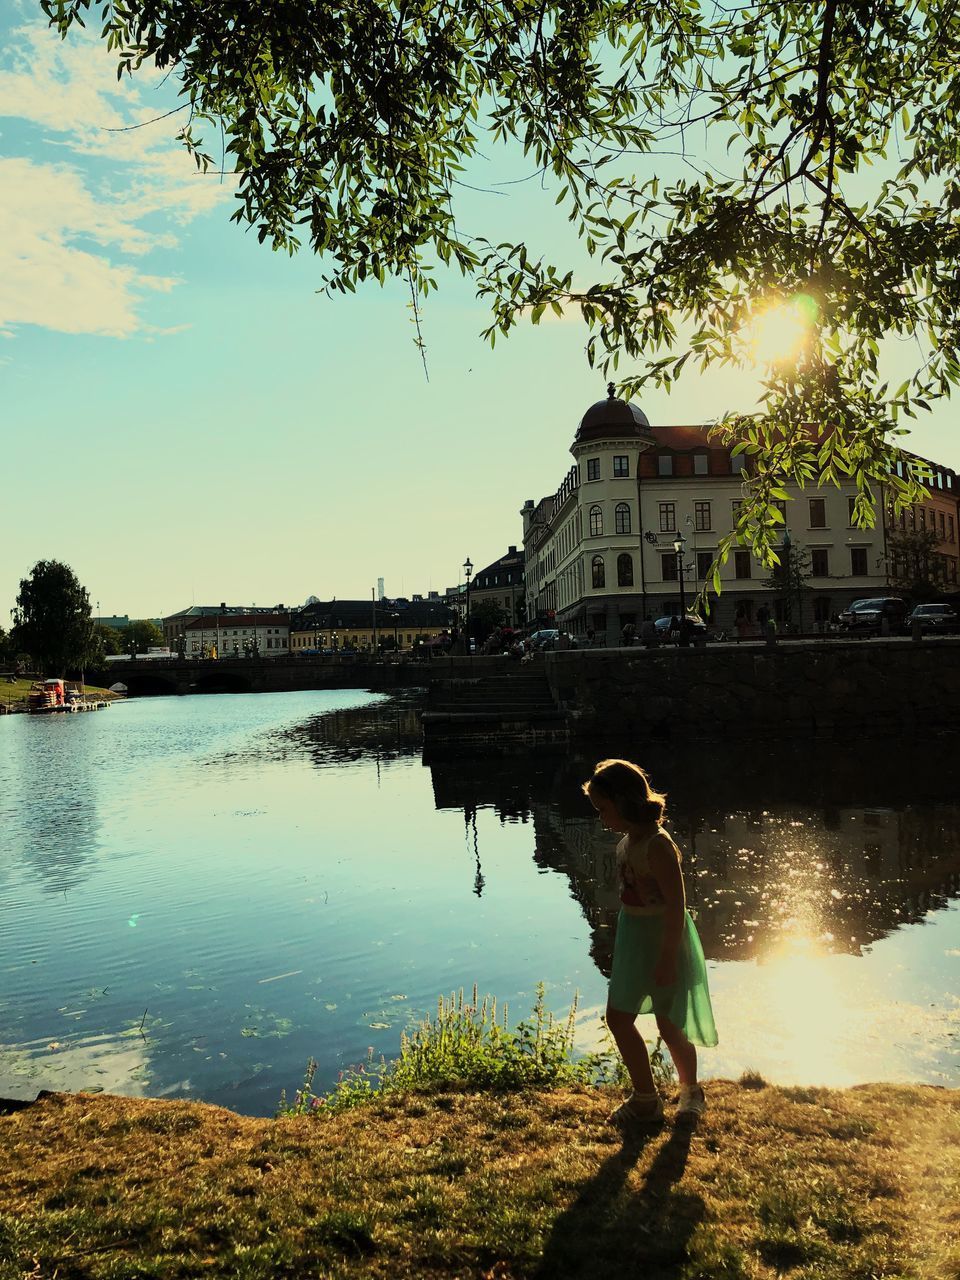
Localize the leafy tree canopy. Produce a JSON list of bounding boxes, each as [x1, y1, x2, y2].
[[11, 560, 98, 675], [42, 0, 956, 572], [125, 618, 165, 652]]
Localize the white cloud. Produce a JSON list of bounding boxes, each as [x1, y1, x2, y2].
[[0, 20, 231, 338]]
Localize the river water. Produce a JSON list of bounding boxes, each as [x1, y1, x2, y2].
[[2, 690, 958, 1115]]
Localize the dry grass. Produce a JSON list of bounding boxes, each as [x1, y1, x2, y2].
[[1, 1080, 958, 1279]]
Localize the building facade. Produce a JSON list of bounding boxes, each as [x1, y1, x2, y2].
[[162, 604, 289, 649], [466, 546, 525, 627], [182, 612, 290, 657], [883, 452, 960, 589], [522, 387, 960, 644], [289, 598, 456, 653]]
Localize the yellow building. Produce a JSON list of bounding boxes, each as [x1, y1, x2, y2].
[[289, 599, 456, 653]]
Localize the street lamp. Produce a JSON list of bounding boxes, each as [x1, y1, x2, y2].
[[673, 532, 687, 618], [463, 557, 473, 654]]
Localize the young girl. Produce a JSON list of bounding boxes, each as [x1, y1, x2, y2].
[[583, 758, 717, 1125]]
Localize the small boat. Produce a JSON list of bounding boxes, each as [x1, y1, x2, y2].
[[27, 677, 110, 714], [27, 678, 65, 713]]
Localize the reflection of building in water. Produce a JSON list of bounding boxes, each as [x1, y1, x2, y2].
[[533, 800, 960, 972], [421, 738, 960, 975], [282, 695, 423, 766]]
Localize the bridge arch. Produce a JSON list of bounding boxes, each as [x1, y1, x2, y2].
[[116, 672, 179, 697], [190, 670, 254, 695]]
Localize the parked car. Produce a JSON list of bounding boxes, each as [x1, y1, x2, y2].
[[528, 628, 560, 650], [838, 597, 908, 633], [654, 614, 708, 638], [908, 602, 959, 633]]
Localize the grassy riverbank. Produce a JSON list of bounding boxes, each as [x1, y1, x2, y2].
[[0, 678, 123, 712], [2, 1079, 957, 1279]]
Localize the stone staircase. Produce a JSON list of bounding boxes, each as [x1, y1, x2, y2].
[[421, 671, 569, 754]]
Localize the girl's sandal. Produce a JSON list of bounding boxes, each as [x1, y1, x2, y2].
[[609, 1091, 664, 1127]]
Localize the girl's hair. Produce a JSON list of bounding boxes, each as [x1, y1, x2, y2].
[[582, 758, 666, 825]]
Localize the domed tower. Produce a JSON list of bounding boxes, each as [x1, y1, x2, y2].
[[571, 384, 656, 646], [571, 382, 656, 457]]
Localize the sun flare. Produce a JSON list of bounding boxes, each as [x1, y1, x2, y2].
[[741, 293, 819, 368]]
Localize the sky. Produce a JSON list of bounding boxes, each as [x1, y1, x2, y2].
[[2, 4, 958, 624]]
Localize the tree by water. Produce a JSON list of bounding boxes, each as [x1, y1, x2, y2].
[[11, 560, 98, 675], [42, 0, 954, 570]]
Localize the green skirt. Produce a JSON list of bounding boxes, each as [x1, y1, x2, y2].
[[608, 909, 718, 1047]]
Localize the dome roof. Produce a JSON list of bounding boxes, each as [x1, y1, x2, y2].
[[574, 383, 652, 446]]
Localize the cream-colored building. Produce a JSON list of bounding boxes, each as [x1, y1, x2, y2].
[[522, 387, 898, 642]]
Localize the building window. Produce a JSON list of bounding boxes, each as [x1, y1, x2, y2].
[[694, 501, 711, 531], [940, 511, 946, 538], [659, 502, 676, 532], [919, 508, 927, 530], [617, 553, 634, 587], [811, 548, 829, 577], [809, 498, 827, 528], [587, 458, 601, 481], [949, 514, 955, 543], [850, 547, 868, 575], [731, 499, 743, 523], [661, 554, 678, 582], [848, 496, 858, 525], [589, 504, 603, 537], [694, 454, 709, 475], [592, 555, 605, 589], [613, 455, 629, 477], [732, 453, 747, 473], [734, 551, 751, 579], [657, 454, 673, 476], [615, 502, 632, 534], [696, 551, 713, 581]]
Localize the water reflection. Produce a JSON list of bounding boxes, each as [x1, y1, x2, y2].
[[277, 693, 423, 767], [426, 742, 960, 970], [5, 719, 101, 894]]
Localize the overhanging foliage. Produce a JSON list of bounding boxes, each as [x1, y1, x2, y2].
[[41, 0, 958, 574]]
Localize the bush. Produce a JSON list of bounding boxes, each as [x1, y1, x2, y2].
[[279, 983, 674, 1116]]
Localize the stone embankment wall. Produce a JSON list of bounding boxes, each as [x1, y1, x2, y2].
[[542, 639, 960, 741]]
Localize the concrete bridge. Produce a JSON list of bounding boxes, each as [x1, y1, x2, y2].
[[90, 653, 523, 698], [91, 655, 431, 697]]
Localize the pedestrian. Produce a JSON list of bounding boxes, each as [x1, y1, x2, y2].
[[586, 627, 596, 648], [640, 614, 658, 648], [582, 759, 717, 1126], [734, 608, 750, 643], [756, 604, 770, 634], [621, 621, 636, 647]]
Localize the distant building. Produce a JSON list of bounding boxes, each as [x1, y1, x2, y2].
[[466, 547, 525, 627], [289, 599, 456, 653], [182, 611, 290, 657], [162, 604, 287, 649], [97, 615, 130, 630], [884, 450, 959, 589]]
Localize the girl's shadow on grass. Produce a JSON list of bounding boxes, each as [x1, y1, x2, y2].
[[534, 1122, 703, 1279]]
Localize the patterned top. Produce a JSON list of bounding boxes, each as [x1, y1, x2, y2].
[[617, 827, 677, 916]]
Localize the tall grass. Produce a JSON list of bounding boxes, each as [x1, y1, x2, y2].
[[279, 983, 672, 1117]]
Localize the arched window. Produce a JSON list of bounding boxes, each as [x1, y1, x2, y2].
[[615, 502, 631, 534], [617, 553, 634, 587], [589, 504, 603, 537], [592, 555, 605, 589]]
